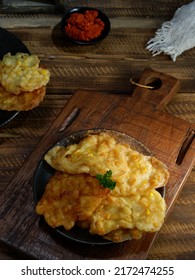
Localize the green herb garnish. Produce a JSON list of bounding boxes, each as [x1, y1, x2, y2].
[[96, 170, 116, 190]]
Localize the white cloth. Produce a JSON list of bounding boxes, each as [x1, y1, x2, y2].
[[146, 1, 195, 61]]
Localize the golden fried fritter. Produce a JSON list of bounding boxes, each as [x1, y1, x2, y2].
[[0, 52, 50, 94], [0, 85, 46, 111], [0, 52, 50, 111], [36, 171, 109, 230], [44, 132, 169, 195], [103, 228, 143, 243], [89, 189, 166, 236], [36, 132, 168, 243]]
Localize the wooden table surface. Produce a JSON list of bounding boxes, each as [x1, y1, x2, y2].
[[0, 0, 194, 260]]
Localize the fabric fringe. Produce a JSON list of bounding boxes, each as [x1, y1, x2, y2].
[[146, 0, 195, 61]]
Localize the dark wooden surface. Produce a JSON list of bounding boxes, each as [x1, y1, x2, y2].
[[0, 0, 195, 259]]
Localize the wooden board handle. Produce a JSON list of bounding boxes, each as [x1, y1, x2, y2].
[[132, 68, 180, 111]]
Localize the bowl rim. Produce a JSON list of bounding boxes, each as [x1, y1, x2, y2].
[[60, 6, 111, 45]]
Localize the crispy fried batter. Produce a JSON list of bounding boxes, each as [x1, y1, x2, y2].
[[103, 228, 143, 243], [36, 171, 109, 230], [44, 132, 169, 195], [89, 189, 166, 236], [0, 52, 50, 111], [0, 84, 46, 111], [0, 52, 50, 94], [36, 132, 168, 243]]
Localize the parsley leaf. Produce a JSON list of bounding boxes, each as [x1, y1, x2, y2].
[[96, 170, 116, 190]]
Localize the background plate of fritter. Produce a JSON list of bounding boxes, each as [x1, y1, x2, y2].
[[33, 129, 165, 245], [0, 27, 30, 127]]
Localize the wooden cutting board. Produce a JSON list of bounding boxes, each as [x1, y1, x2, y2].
[[0, 68, 194, 260]]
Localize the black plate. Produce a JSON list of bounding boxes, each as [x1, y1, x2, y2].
[[0, 27, 30, 127], [33, 129, 165, 245]]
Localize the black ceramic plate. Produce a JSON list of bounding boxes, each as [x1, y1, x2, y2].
[[33, 129, 165, 245], [0, 27, 30, 127]]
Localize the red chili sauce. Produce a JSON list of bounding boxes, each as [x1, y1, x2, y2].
[[65, 10, 105, 41]]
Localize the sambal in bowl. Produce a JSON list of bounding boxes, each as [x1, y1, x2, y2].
[[60, 7, 111, 45]]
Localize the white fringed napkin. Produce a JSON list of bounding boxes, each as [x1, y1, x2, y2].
[[146, 1, 195, 61]]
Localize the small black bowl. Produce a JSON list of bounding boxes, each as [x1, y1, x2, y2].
[[60, 7, 110, 45]]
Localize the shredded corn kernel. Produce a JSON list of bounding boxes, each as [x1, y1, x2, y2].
[[150, 191, 154, 197], [146, 209, 150, 215]]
